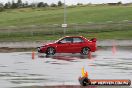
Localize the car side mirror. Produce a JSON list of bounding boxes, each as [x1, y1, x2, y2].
[[58, 41, 62, 44]]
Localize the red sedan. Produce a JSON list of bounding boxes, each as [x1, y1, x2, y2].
[[38, 36, 97, 55]]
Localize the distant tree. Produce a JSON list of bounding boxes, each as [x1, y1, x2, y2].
[[11, 0, 15, 6], [17, 0, 22, 4], [87, 2, 92, 5], [0, 3, 4, 12], [17, 0, 22, 7], [11, 0, 18, 8], [25, 1, 28, 6], [77, 3, 83, 6], [22, 1, 29, 8], [4, 3, 8, 9], [37, 2, 44, 7], [4, 2, 12, 9], [51, 3, 57, 7], [58, 1, 63, 6], [11, 3, 18, 8], [117, 1, 122, 5], [31, 3, 37, 9], [44, 3, 49, 7]]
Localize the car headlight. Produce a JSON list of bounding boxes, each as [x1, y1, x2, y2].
[[39, 46, 46, 49], [37, 47, 40, 50]]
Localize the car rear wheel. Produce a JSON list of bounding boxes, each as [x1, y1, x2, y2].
[[46, 47, 56, 55], [81, 47, 90, 55]]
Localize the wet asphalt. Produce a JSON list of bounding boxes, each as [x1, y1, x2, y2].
[[0, 46, 132, 88]]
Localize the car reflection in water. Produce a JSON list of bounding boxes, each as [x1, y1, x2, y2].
[[38, 53, 97, 61]]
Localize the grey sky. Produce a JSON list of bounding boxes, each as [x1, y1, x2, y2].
[[0, 0, 132, 5]]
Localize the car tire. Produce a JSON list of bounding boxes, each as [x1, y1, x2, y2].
[[81, 47, 90, 55], [46, 47, 56, 55]]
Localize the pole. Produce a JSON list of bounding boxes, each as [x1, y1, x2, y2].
[[64, 0, 66, 35]]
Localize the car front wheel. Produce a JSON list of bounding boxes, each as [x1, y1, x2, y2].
[[46, 47, 56, 55], [81, 47, 90, 55]]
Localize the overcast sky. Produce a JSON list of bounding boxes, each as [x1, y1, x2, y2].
[[0, 0, 132, 5]]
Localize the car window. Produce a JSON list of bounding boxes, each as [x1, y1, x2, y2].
[[60, 37, 73, 43], [73, 38, 84, 43]]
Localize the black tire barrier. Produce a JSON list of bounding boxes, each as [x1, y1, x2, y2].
[[79, 77, 91, 86]]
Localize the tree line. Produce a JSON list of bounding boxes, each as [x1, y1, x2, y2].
[[0, 0, 63, 11], [0, 0, 132, 12]]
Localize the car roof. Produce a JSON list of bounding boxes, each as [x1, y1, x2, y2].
[[64, 36, 84, 38]]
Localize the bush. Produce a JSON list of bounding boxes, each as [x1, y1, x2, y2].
[[0, 7, 4, 12], [50, 3, 57, 7]]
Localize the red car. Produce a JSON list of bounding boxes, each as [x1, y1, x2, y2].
[[38, 36, 97, 55]]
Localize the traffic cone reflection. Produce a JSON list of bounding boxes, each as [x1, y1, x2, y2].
[[32, 51, 35, 59], [112, 43, 117, 55], [88, 51, 92, 59]]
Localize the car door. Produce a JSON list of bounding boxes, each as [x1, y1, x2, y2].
[[70, 37, 84, 53], [56, 37, 73, 53]]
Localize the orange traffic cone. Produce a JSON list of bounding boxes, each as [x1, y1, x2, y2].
[[85, 71, 88, 77]]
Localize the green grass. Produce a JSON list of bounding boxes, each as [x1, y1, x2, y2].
[[0, 6, 132, 27], [0, 29, 132, 42], [0, 6, 132, 41]]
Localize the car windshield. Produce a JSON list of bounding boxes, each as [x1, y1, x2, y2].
[[54, 37, 64, 43]]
